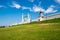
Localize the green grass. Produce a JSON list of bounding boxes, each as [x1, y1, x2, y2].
[[41, 18, 60, 23], [0, 18, 60, 40]]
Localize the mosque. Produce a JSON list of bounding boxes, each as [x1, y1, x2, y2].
[[22, 11, 44, 23], [22, 13, 30, 24]]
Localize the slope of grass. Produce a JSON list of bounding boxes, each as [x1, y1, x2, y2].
[[0, 18, 60, 40], [29, 18, 60, 24], [41, 18, 60, 23]]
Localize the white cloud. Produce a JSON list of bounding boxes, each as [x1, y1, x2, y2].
[[30, 5, 57, 13], [55, 0, 60, 4], [22, 5, 44, 12], [22, 6, 33, 11], [10, 1, 21, 9], [32, 5, 45, 12], [0, 5, 5, 8], [33, 6, 40, 12], [45, 5, 57, 13], [0, 6, 3, 8], [21, 5, 57, 13], [22, 6, 30, 10], [28, 0, 34, 2], [50, 5, 55, 8]]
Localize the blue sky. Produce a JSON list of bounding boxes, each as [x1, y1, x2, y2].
[[0, 0, 60, 26]]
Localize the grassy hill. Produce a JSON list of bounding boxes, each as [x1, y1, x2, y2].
[[0, 18, 60, 40]]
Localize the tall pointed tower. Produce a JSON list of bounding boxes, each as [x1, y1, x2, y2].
[[22, 13, 24, 23], [38, 11, 44, 21], [28, 13, 30, 23]]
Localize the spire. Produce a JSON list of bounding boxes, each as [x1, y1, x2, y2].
[[28, 13, 30, 22], [22, 13, 24, 23], [28, 13, 30, 19]]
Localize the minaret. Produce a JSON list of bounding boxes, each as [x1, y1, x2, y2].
[[28, 13, 30, 23], [22, 13, 24, 23]]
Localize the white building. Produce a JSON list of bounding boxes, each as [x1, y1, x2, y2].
[[38, 11, 44, 21], [43, 13, 60, 20]]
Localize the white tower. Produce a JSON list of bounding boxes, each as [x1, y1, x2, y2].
[[38, 11, 44, 21], [22, 13, 24, 23], [28, 13, 30, 23]]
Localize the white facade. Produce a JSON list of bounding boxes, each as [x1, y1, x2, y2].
[[42, 13, 60, 21], [38, 13, 60, 21], [38, 12, 44, 21]]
